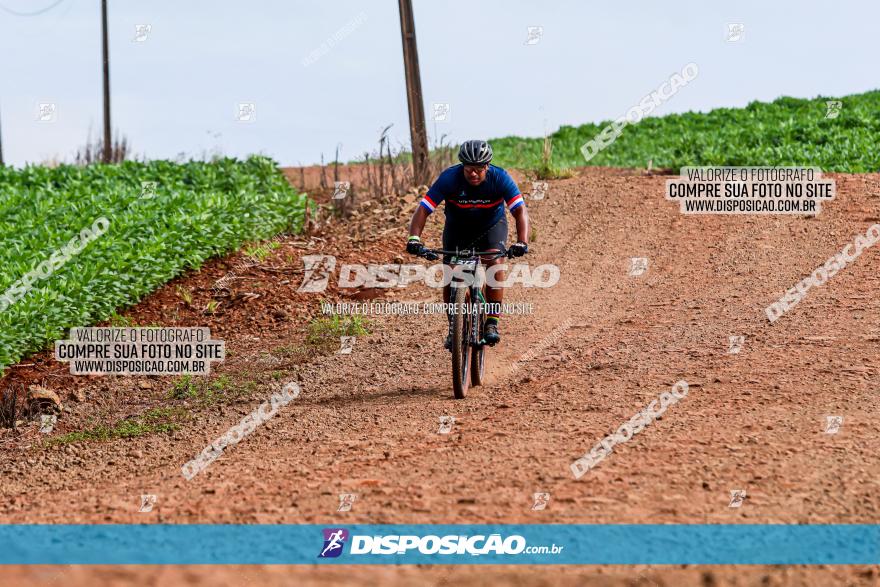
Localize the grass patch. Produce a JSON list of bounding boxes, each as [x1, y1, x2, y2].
[[529, 137, 574, 180], [175, 285, 193, 305], [244, 240, 280, 262], [272, 344, 313, 360], [306, 315, 370, 348], [49, 406, 188, 445], [166, 374, 252, 405]]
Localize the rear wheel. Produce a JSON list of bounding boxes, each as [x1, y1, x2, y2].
[[451, 285, 471, 399]]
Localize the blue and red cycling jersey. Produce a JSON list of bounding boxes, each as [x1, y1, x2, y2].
[[419, 164, 524, 226]]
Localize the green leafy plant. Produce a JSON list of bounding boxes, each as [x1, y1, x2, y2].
[[491, 90, 880, 172], [166, 373, 246, 405], [0, 156, 309, 375], [168, 375, 199, 400], [108, 311, 133, 327]]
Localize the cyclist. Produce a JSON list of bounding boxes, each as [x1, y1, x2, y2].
[[406, 139, 530, 349]]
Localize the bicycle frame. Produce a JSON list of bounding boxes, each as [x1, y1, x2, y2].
[[415, 245, 513, 398], [424, 247, 509, 348]]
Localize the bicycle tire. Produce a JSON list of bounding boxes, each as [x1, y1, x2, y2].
[[470, 286, 487, 386], [451, 285, 471, 399]]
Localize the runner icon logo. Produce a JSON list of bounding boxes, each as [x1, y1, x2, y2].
[[825, 415, 843, 434], [825, 100, 842, 119], [727, 23, 744, 42], [438, 415, 455, 434], [139, 494, 157, 512], [319, 528, 349, 558], [728, 489, 747, 508], [333, 181, 351, 200], [728, 335, 745, 354], [39, 414, 57, 434], [629, 257, 648, 276], [338, 493, 357, 512], [431, 103, 451, 122], [337, 336, 355, 354], [531, 492, 550, 511], [530, 181, 548, 201]]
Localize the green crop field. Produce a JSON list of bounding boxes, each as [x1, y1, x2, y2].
[[0, 156, 310, 375], [491, 90, 880, 173]]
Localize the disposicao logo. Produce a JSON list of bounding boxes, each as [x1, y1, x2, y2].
[[318, 529, 561, 558], [319, 528, 349, 558]]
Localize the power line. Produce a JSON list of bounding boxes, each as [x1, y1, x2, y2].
[[0, 0, 67, 17]]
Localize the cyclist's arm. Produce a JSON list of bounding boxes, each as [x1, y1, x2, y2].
[[408, 179, 447, 239], [408, 205, 430, 239], [500, 171, 529, 244], [510, 204, 530, 245]]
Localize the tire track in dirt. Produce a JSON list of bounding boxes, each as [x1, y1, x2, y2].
[[2, 169, 879, 586]]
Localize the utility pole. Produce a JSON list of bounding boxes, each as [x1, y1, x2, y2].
[[101, 0, 112, 163], [0, 103, 4, 167], [397, 0, 429, 186]]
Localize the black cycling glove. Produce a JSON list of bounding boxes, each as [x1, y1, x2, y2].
[[508, 242, 529, 257], [406, 236, 426, 256]]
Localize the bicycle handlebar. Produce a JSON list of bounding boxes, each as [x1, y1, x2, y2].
[[420, 245, 512, 260]]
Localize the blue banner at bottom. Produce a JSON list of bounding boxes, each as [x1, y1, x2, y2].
[[0, 524, 877, 565]]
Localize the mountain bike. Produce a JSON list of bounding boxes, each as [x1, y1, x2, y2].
[[418, 245, 516, 399]]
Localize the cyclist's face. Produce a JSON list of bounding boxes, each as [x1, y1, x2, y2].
[[463, 164, 488, 186]]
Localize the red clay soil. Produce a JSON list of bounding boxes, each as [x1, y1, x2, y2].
[[1, 168, 879, 586]]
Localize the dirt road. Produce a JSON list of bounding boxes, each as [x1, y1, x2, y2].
[[2, 168, 879, 585]]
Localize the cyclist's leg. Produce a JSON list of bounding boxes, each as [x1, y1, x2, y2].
[[442, 217, 487, 347], [484, 257, 505, 313], [441, 220, 456, 304], [479, 218, 508, 343], [441, 222, 456, 348]]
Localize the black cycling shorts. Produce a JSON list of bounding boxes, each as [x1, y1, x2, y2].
[[442, 216, 508, 264]]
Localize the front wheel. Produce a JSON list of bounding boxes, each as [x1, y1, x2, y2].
[[451, 285, 471, 399], [470, 287, 487, 386]]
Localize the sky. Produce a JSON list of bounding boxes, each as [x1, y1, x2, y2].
[[0, 0, 877, 167]]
